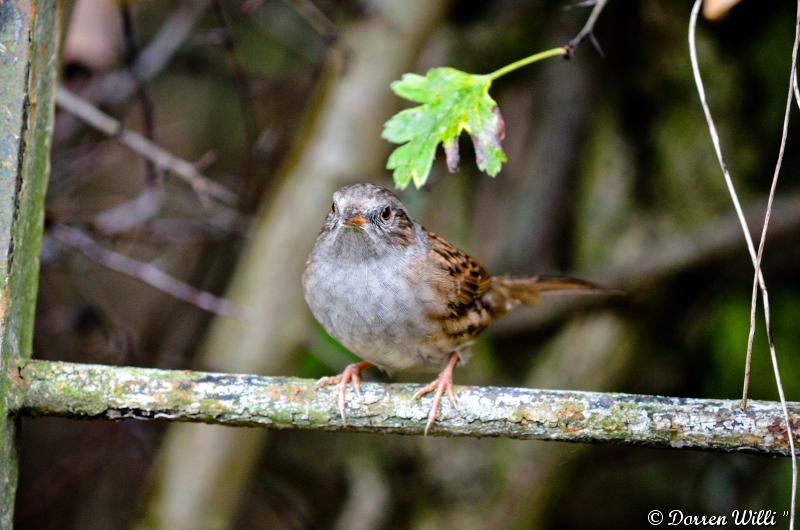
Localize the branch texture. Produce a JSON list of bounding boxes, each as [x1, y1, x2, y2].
[[8, 360, 799, 455], [0, 1, 59, 526]]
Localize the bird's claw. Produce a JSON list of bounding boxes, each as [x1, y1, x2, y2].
[[414, 353, 460, 436], [317, 361, 372, 425]]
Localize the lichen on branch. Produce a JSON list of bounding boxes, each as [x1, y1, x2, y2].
[[7, 359, 799, 455]]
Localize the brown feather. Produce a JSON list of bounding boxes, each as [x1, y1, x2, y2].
[[421, 229, 612, 351], [425, 230, 491, 309], [424, 230, 494, 346], [486, 275, 610, 316]]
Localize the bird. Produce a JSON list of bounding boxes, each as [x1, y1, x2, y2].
[[302, 182, 607, 434]]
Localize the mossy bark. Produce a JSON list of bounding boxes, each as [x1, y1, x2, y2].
[[8, 359, 799, 456], [0, 1, 59, 526]]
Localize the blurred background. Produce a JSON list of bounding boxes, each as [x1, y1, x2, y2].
[[16, 0, 800, 528]]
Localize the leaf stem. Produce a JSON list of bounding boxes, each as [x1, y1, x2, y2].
[[486, 47, 568, 81]]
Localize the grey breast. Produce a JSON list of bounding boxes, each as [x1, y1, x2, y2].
[[303, 233, 440, 372]]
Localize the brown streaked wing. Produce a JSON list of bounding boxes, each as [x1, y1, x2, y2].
[[424, 229, 495, 344], [426, 230, 491, 307]]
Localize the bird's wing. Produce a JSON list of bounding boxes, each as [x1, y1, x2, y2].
[[425, 229, 492, 309], [424, 229, 494, 344]]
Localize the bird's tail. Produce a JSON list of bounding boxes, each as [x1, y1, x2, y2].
[[487, 275, 615, 314]]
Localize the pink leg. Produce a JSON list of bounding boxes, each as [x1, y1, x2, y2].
[[318, 361, 373, 425], [413, 353, 459, 435]]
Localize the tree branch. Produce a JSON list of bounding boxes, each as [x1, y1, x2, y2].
[[99, 0, 213, 107], [119, 0, 162, 185], [7, 359, 799, 455], [55, 87, 238, 206], [55, 0, 212, 142], [565, 0, 609, 58], [49, 223, 250, 321]]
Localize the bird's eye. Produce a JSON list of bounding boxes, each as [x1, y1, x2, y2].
[[331, 202, 337, 214], [380, 205, 392, 221]]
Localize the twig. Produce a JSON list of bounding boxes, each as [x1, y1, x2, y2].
[[49, 223, 250, 321], [56, 87, 239, 206], [56, 0, 213, 144], [89, 151, 226, 236], [92, 189, 165, 235], [8, 359, 800, 454], [689, 1, 796, 527], [565, 0, 609, 58], [119, 1, 162, 185], [101, 0, 213, 106]]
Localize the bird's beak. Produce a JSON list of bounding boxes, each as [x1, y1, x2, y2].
[[345, 214, 368, 228]]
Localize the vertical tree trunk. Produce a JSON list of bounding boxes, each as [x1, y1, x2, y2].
[[0, 1, 59, 526]]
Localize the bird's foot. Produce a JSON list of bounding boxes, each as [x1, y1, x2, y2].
[[318, 361, 373, 425], [413, 353, 459, 436]]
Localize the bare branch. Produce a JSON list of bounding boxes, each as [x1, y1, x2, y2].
[[89, 153, 246, 238], [49, 223, 250, 321], [100, 0, 213, 106], [565, 0, 609, 58], [56, 87, 239, 206], [6, 359, 800, 455], [56, 0, 213, 142], [92, 189, 165, 235], [118, 0, 162, 185]]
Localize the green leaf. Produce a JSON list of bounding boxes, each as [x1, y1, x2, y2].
[[382, 67, 507, 189]]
